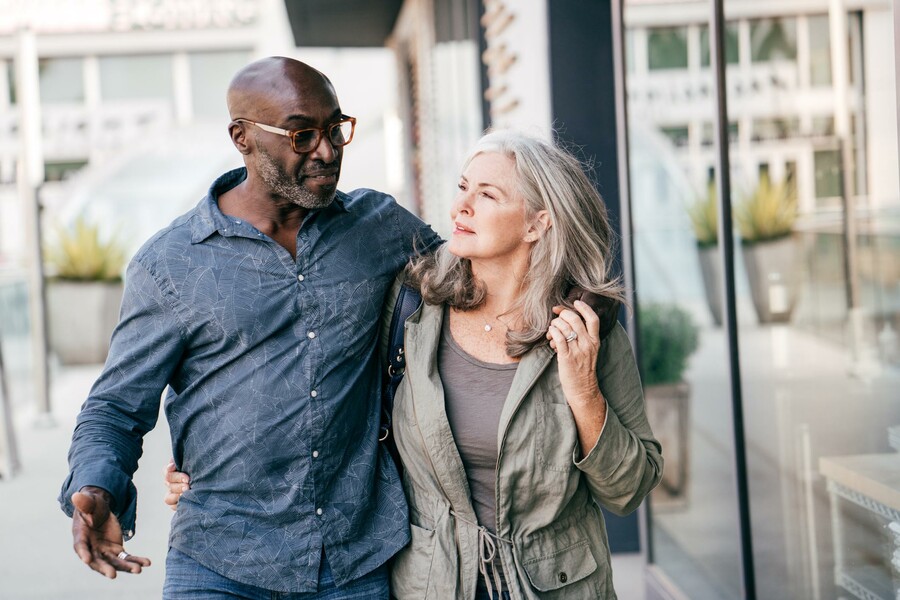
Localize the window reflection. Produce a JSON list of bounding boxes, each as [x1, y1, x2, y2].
[[627, 4, 900, 599]]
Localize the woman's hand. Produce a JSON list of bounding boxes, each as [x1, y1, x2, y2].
[[163, 459, 190, 511], [547, 300, 608, 456], [547, 300, 603, 404]]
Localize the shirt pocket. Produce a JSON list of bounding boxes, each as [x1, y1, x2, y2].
[[535, 398, 579, 473], [520, 539, 601, 595], [390, 523, 437, 599]]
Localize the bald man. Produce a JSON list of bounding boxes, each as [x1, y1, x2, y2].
[[59, 57, 440, 598]]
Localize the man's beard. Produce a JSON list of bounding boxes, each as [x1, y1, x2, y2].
[[256, 147, 337, 210]]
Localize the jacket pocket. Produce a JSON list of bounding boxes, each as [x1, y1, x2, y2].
[[390, 523, 437, 599], [536, 400, 579, 472], [520, 539, 599, 594]]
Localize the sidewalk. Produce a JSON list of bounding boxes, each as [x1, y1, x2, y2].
[[0, 366, 171, 599], [0, 366, 647, 599]]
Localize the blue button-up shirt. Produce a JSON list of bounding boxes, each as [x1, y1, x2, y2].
[[59, 168, 440, 593]]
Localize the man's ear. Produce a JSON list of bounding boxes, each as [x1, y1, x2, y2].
[[229, 121, 252, 155], [524, 210, 551, 243]]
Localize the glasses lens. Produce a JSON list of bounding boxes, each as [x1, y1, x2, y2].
[[329, 120, 354, 147], [292, 130, 319, 152]]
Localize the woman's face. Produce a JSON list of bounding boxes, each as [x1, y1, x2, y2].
[[447, 152, 535, 266]]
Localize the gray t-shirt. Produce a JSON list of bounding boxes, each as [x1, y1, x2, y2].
[[438, 311, 518, 534]]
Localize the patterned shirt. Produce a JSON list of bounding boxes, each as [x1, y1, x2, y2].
[[59, 168, 440, 593]]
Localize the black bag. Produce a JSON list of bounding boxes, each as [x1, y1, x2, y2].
[[379, 285, 422, 471]]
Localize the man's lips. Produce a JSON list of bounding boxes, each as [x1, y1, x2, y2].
[[302, 171, 338, 184]]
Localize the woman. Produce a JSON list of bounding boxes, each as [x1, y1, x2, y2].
[[167, 130, 662, 599]]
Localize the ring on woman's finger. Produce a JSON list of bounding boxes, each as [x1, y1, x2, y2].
[[117, 551, 130, 561], [565, 331, 578, 342]]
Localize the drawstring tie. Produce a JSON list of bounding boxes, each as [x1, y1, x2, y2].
[[451, 510, 512, 598]]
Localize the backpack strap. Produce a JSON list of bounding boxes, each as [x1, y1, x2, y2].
[[380, 285, 422, 445]]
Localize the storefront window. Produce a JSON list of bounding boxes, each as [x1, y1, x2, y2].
[[750, 17, 797, 63], [808, 14, 833, 86], [189, 51, 252, 120], [38, 58, 84, 103], [648, 27, 688, 70], [626, 8, 744, 598], [99, 54, 173, 102], [627, 4, 900, 599], [700, 23, 740, 67]]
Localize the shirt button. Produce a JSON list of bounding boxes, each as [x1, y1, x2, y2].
[[297, 274, 305, 282], [316, 508, 323, 516], [312, 450, 319, 458], [310, 390, 318, 398], [558, 572, 568, 583], [307, 331, 316, 339]]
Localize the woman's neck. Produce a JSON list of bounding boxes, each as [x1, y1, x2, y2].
[[470, 260, 525, 318]]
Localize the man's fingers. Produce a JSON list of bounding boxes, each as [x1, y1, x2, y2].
[[71, 492, 96, 525], [88, 555, 118, 579], [106, 551, 150, 574]]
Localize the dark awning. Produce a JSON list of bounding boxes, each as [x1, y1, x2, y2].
[[284, 0, 404, 47]]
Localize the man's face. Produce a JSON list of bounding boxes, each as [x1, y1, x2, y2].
[[251, 85, 344, 210]]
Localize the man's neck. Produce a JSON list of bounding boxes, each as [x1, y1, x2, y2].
[[218, 180, 307, 260]]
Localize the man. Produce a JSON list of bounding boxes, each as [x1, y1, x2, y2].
[[59, 56, 439, 598]]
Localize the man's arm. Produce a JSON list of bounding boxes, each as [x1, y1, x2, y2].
[[59, 257, 188, 577]]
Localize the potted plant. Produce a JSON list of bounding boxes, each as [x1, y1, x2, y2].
[[45, 216, 127, 365], [736, 174, 800, 323], [639, 303, 699, 504], [687, 184, 723, 326]]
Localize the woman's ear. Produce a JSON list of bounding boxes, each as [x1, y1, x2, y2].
[[524, 210, 551, 243]]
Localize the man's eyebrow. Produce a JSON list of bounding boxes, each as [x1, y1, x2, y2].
[[283, 109, 344, 125]]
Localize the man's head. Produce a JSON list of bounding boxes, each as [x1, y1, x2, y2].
[[227, 57, 351, 209]]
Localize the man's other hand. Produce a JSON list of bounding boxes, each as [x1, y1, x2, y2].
[[71, 486, 151, 578]]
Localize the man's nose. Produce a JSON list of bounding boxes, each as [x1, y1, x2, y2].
[[309, 131, 337, 163]]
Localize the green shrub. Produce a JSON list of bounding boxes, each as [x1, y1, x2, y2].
[[45, 216, 126, 282], [639, 303, 699, 386]]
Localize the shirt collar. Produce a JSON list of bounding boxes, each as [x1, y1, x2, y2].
[[190, 167, 349, 244]]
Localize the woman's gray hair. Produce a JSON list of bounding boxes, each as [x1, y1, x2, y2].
[[407, 129, 626, 357]]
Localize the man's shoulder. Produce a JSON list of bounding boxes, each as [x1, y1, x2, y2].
[[130, 201, 206, 267], [337, 188, 402, 213]]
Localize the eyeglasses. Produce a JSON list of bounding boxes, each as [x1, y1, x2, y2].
[[235, 116, 356, 153]]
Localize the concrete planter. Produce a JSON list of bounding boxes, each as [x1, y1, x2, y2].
[[741, 235, 800, 324], [697, 244, 723, 326], [645, 380, 691, 506], [47, 280, 123, 365]]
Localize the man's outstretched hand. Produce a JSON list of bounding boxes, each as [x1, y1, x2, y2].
[[71, 486, 151, 578]]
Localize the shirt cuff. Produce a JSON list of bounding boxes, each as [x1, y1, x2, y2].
[[573, 404, 630, 477], [59, 466, 139, 540]]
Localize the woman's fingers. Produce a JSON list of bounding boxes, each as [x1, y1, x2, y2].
[[572, 300, 601, 338], [547, 324, 569, 355]]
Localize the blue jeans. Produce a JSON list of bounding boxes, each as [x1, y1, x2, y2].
[[163, 547, 389, 600]]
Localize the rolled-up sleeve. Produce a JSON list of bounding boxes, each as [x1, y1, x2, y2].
[[574, 323, 663, 516], [58, 257, 187, 538]]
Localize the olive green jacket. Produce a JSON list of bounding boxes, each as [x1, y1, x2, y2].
[[382, 287, 662, 600]]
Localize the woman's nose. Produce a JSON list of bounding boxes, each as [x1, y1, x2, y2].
[[453, 193, 473, 216]]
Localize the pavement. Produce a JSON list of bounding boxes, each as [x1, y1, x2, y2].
[[0, 365, 648, 600]]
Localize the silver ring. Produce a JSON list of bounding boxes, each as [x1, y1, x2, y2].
[[117, 551, 129, 561], [565, 331, 578, 342]]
